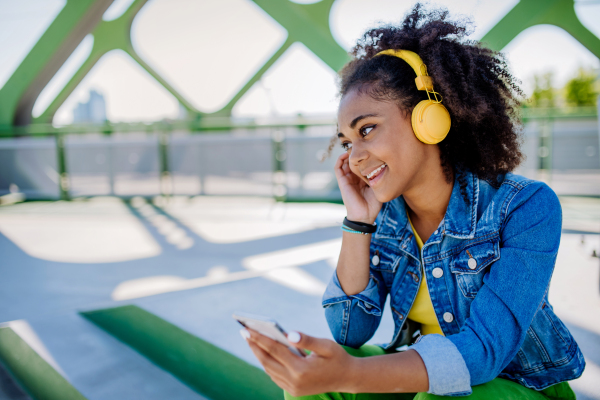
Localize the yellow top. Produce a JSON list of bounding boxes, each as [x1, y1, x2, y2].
[[407, 215, 444, 336]]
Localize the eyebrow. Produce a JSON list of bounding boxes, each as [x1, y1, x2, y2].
[[337, 113, 379, 138], [350, 113, 379, 129]]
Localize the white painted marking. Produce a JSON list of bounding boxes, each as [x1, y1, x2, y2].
[[112, 239, 342, 300], [242, 238, 342, 295]]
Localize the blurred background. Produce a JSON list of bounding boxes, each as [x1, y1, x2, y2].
[[0, 1, 599, 399]]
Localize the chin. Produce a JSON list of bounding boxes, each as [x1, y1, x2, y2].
[[373, 188, 397, 204], [372, 180, 406, 203]]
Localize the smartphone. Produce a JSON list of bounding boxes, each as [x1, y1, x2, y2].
[[232, 312, 307, 357]]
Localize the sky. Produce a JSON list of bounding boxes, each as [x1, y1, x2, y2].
[[0, 0, 599, 125]]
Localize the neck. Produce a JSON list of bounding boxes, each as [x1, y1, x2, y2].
[[403, 159, 453, 240]]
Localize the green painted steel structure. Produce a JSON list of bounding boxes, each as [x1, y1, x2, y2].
[[0, 0, 599, 132], [83, 305, 282, 400], [0, 327, 87, 400], [0, 0, 351, 129], [480, 0, 600, 57]]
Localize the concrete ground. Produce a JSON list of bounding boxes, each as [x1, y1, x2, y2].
[[0, 195, 598, 399]]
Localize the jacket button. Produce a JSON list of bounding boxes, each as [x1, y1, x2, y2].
[[372, 254, 380, 266], [443, 312, 454, 323], [365, 303, 372, 309], [434, 229, 438, 235], [432, 268, 443, 278], [468, 258, 477, 269]]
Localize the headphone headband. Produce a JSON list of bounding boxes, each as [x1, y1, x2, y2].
[[374, 49, 434, 92]]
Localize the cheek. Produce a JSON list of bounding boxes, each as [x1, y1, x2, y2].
[[387, 157, 417, 184], [388, 140, 424, 171]]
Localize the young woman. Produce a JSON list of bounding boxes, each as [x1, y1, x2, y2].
[[242, 5, 585, 399]]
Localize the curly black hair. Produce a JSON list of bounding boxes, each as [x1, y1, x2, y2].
[[332, 3, 525, 183]]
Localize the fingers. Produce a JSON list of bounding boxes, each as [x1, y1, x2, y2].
[[244, 330, 312, 394], [340, 153, 364, 182], [246, 338, 287, 376], [243, 330, 292, 382], [337, 152, 349, 163], [336, 152, 353, 176], [286, 331, 336, 358], [246, 339, 298, 391], [246, 329, 299, 369], [342, 156, 351, 176], [334, 152, 349, 179], [335, 153, 363, 187]]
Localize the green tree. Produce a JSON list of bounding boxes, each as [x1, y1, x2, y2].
[[528, 72, 556, 108], [565, 68, 598, 107]]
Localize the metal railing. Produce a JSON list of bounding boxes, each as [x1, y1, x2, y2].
[[1, 116, 341, 201], [0, 107, 598, 202]]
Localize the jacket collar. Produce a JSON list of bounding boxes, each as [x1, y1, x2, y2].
[[374, 169, 479, 241], [442, 169, 479, 239]]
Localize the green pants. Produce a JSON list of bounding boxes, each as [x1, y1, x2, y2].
[[284, 345, 576, 400]]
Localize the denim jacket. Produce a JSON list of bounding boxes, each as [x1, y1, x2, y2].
[[322, 170, 585, 396]]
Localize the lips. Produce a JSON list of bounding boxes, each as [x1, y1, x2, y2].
[[365, 163, 387, 180]]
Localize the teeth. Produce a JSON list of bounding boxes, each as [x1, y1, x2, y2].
[[367, 164, 386, 179]]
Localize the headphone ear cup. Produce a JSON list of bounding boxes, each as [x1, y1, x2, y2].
[[411, 100, 451, 144]]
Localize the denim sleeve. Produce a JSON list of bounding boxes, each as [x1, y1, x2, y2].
[[322, 268, 388, 348], [411, 334, 472, 396], [437, 182, 562, 390]]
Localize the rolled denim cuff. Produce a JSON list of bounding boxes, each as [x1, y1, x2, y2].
[[411, 334, 472, 396], [322, 271, 381, 315]]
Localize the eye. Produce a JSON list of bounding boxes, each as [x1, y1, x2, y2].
[[340, 142, 352, 152], [359, 124, 376, 137]]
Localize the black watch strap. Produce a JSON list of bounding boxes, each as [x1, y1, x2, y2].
[[343, 217, 377, 234]]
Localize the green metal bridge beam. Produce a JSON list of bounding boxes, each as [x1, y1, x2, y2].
[[209, 0, 353, 117], [35, 0, 200, 124], [213, 0, 351, 117], [4, 0, 352, 127], [214, 38, 295, 117], [252, 0, 349, 71], [33, 0, 146, 125], [481, 0, 600, 58], [0, 0, 113, 129]]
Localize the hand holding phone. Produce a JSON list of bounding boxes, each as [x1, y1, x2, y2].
[[233, 312, 307, 357]]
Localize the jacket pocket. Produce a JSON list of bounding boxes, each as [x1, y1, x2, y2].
[[450, 240, 500, 298]]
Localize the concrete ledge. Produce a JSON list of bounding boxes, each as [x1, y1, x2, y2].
[[0, 193, 25, 206], [0, 327, 86, 400], [82, 305, 282, 400]]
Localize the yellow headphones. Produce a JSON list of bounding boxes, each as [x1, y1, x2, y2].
[[375, 49, 451, 144]]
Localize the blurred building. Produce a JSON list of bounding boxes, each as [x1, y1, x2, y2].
[[72, 90, 106, 123]]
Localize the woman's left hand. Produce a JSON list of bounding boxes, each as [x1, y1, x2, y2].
[[244, 329, 357, 397]]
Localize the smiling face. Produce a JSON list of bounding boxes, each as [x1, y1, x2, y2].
[[337, 88, 441, 203]]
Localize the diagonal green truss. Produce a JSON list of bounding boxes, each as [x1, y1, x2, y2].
[[480, 0, 600, 57], [0, 0, 598, 131], [0, 0, 111, 129]]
